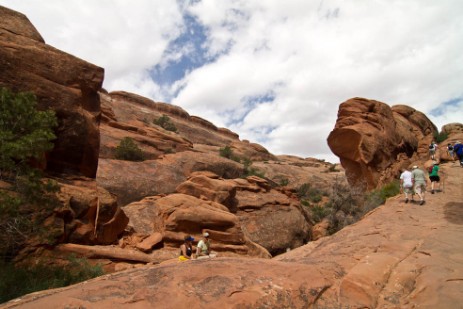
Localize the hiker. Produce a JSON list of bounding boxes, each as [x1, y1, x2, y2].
[[196, 232, 213, 258], [428, 161, 440, 194], [454, 141, 463, 167], [399, 168, 414, 203], [179, 235, 195, 261], [411, 165, 427, 205], [447, 143, 455, 160], [429, 141, 438, 160]]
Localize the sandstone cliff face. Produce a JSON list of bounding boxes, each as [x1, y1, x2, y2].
[[0, 5, 104, 178], [0, 6, 127, 256], [327, 98, 436, 190]]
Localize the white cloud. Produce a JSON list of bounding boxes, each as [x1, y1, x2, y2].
[[1, 0, 462, 163]]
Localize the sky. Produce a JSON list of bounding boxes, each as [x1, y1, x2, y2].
[[2, 0, 462, 163]]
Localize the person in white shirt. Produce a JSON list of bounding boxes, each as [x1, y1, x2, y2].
[[400, 168, 414, 203], [196, 232, 216, 258]]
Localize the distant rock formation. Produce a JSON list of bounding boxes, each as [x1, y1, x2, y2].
[[327, 98, 436, 190], [0, 5, 104, 178]]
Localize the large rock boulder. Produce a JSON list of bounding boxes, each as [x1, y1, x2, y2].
[[233, 177, 311, 255], [175, 173, 312, 255], [122, 193, 270, 258], [327, 98, 436, 190], [0, 6, 104, 177]]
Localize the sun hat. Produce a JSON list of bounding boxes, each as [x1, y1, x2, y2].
[[203, 232, 209, 237], [412, 165, 418, 169]]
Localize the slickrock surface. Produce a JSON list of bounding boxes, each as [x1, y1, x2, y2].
[[4, 162, 462, 308]]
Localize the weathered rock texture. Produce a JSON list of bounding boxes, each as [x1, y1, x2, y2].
[[5, 162, 462, 308], [0, 5, 104, 178], [118, 172, 311, 257], [328, 98, 437, 190]]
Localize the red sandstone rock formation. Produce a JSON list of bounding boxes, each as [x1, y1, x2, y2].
[[328, 98, 436, 190], [5, 161, 462, 308], [122, 193, 270, 259], [0, 5, 104, 178]]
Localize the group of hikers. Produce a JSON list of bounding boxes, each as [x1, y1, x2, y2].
[[430, 140, 463, 166], [399, 140, 462, 205], [179, 232, 216, 261], [399, 163, 440, 206]]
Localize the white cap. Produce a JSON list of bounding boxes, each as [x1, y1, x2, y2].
[[203, 232, 209, 237], [412, 165, 418, 169]]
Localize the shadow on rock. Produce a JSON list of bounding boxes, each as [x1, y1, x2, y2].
[[444, 202, 463, 225]]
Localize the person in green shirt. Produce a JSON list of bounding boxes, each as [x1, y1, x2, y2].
[[428, 162, 440, 194]]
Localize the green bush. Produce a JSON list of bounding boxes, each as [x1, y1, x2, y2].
[[219, 145, 233, 159], [0, 88, 57, 176], [297, 183, 324, 203], [115, 137, 144, 161], [0, 88, 59, 260], [0, 256, 103, 303], [153, 115, 177, 132], [433, 131, 448, 143], [311, 205, 330, 223]]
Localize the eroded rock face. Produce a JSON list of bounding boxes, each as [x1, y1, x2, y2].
[[122, 193, 270, 259], [97, 151, 244, 206], [327, 98, 436, 190], [0, 5, 104, 177], [56, 178, 128, 245]]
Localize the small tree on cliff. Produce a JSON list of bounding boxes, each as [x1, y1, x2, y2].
[[0, 88, 57, 177], [114, 137, 144, 161], [0, 87, 59, 260]]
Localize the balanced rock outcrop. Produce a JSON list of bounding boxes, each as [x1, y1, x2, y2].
[[0, 5, 104, 178], [327, 98, 436, 190]]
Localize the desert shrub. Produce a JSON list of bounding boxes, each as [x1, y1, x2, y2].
[[115, 137, 144, 161], [219, 146, 242, 162], [297, 183, 324, 203], [0, 255, 103, 303], [279, 178, 289, 186], [219, 145, 233, 159], [325, 164, 339, 173], [153, 115, 177, 132], [311, 205, 330, 223], [433, 131, 448, 143], [239, 158, 265, 178], [363, 180, 400, 213], [0, 88, 59, 260], [326, 179, 400, 234]]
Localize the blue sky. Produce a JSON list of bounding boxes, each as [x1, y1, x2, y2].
[[2, 0, 462, 163]]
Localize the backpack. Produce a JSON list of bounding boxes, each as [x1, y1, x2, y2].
[[428, 165, 433, 174], [448, 145, 454, 151], [429, 144, 434, 150]]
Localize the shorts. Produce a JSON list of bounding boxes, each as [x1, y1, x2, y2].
[[429, 175, 440, 182], [403, 186, 414, 194], [414, 182, 426, 194]]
